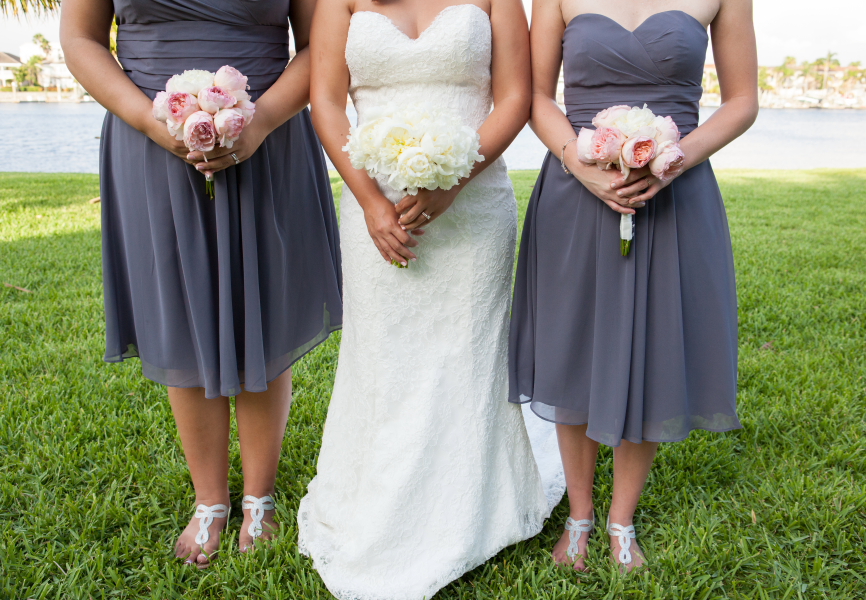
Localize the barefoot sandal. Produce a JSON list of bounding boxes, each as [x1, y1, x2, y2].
[[242, 495, 276, 541], [565, 517, 595, 561], [606, 518, 636, 565], [193, 503, 230, 546]]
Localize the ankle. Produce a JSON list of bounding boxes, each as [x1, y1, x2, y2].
[[194, 492, 230, 507], [607, 509, 634, 526], [568, 498, 594, 521], [242, 488, 275, 502]]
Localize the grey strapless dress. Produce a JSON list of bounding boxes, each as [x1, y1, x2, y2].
[[101, 0, 342, 399], [509, 11, 741, 446]]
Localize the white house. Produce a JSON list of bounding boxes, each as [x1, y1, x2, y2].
[[19, 42, 76, 90], [0, 51, 21, 87]]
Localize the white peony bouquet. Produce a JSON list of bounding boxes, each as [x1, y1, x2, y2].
[[152, 66, 256, 199], [574, 104, 686, 256], [343, 103, 484, 196]]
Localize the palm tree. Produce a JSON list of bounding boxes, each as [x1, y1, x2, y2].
[[32, 33, 52, 59], [0, 0, 60, 15]]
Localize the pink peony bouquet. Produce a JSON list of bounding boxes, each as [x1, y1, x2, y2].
[[574, 104, 685, 256], [152, 66, 256, 199]]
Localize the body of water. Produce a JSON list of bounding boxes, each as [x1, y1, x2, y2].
[[0, 103, 863, 174]]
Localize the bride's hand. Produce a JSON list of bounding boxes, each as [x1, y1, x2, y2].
[[363, 195, 420, 267], [186, 119, 270, 177], [395, 187, 461, 231]]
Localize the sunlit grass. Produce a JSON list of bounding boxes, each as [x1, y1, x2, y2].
[[1, 169, 864, 599]]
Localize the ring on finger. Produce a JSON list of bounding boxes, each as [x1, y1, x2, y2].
[[231, 153, 240, 165], [421, 211, 431, 220]]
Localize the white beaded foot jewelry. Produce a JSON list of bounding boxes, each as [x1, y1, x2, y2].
[[187, 503, 229, 566], [606, 517, 637, 566], [241, 494, 276, 547], [564, 517, 595, 562]]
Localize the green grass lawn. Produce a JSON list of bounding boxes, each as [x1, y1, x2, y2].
[[1, 170, 865, 599]]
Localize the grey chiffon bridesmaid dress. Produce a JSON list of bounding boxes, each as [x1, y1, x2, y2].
[[509, 11, 742, 446], [101, 0, 342, 398]]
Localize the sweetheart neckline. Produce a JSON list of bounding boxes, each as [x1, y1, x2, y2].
[[565, 9, 706, 35], [352, 4, 489, 42]]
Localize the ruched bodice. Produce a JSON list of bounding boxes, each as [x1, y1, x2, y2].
[[563, 10, 707, 133], [346, 4, 493, 131], [114, 0, 291, 91]]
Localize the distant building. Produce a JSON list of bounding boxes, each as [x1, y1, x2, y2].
[[0, 51, 21, 87], [18, 42, 76, 90]]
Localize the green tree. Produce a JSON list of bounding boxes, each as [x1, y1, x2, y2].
[[813, 51, 840, 89], [0, 0, 59, 15], [32, 33, 51, 59], [14, 55, 44, 87]]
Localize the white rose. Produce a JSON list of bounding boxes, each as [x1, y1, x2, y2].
[[166, 69, 216, 96], [612, 104, 658, 137]]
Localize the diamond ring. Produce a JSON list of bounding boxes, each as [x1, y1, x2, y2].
[[231, 153, 240, 165], [422, 211, 431, 220]]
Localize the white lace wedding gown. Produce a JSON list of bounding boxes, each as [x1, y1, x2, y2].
[[298, 6, 564, 599]]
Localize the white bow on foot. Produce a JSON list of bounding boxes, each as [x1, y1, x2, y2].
[[565, 517, 595, 562], [242, 494, 276, 543], [193, 503, 230, 546], [606, 518, 637, 566]]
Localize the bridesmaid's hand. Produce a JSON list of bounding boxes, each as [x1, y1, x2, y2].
[[363, 196, 421, 267], [613, 173, 675, 206], [395, 187, 461, 231], [145, 120, 199, 165], [186, 119, 271, 177], [564, 144, 647, 214]]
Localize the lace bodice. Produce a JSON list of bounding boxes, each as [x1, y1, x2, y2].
[[346, 4, 493, 130]]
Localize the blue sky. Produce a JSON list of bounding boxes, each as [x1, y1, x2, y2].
[[1, 0, 864, 66]]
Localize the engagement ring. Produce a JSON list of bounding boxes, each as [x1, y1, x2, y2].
[[422, 212, 431, 220], [231, 153, 240, 165]]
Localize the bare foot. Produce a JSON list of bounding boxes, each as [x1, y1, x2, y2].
[[239, 504, 278, 553], [609, 529, 647, 573], [552, 515, 594, 572], [175, 500, 230, 569]]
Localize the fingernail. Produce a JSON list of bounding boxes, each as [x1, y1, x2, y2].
[[410, 258, 417, 262], [610, 182, 616, 188], [617, 191, 624, 197], [400, 226, 406, 231], [196, 165, 204, 171], [401, 261, 408, 266]]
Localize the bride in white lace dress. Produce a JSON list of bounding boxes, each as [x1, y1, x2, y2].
[[298, 1, 563, 598]]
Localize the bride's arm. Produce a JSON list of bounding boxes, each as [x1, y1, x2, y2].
[[622, 0, 758, 204], [310, 0, 419, 266], [397, 0, 532, 230]]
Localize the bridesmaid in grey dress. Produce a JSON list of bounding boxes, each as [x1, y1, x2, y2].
[[511, 0, 758, 571], [61, 0, 341, 567]]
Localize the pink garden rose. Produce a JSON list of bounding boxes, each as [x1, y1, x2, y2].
[[234, 99, 256, 124], [214, 65, 248, 93], [152, 91, 170, 122], [197, 86, 236, 115], [592, 105, 631, 128], [576, 127, 596, 165], [165, 92, 199, 139], [620, 136, 658, 169], [649, 141, 685, 182], [183, 111, 217, 153], [653, 115, 681, 146], [590, 126, 627, 169], [214, 108, 246, 148]]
